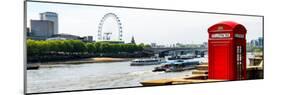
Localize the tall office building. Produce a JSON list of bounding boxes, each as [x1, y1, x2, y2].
[[257, 37, 263, 47], [250, 37, 263, 48], [30, 20, 54, 38], [250, 40, 258, 47], [40, 12, 58, 34]]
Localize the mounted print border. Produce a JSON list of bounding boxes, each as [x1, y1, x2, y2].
[[24, 0, 264, 94]]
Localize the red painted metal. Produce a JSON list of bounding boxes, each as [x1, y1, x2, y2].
[[208, 21, 247, 80]]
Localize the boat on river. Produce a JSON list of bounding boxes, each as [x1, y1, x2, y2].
[[153, 59, 200, 72], [27, 63, 40, 70], [165, 54, 196, 62], [130, 58, 165, 66]]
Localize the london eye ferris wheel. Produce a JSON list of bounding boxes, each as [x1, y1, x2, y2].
[[97, 13, 123, 41]]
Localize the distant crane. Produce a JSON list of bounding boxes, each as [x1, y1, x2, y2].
[[103, 32, 112, 40]]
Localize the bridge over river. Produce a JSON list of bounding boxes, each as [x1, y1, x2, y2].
[[143, 47, 207, 57]]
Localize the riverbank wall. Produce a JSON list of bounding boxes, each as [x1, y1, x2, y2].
[[38, 57, 132, 65], [27, 52, 151, 63]]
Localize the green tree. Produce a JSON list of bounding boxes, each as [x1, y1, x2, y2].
[[86, 43, 96, 53]]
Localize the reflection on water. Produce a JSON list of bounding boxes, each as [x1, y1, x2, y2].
[[27, 61, 192, 93]]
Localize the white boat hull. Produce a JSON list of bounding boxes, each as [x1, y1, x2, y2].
[[130, 61, 164, 66]]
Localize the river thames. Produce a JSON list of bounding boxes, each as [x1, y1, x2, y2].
[[27, 61, 194, 93]]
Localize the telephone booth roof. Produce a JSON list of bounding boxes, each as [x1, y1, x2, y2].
[[208, 21, 247, 34]]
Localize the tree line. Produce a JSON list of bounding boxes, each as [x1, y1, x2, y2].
[[27, 39, 148, 56]]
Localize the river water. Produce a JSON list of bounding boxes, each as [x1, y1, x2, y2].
[[27, 61, 194, 93]]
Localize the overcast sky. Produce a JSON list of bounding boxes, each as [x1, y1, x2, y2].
[[27, 2, 263, 45]]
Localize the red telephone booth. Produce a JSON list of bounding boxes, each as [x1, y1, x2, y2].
[[208, 21, 247, 80]]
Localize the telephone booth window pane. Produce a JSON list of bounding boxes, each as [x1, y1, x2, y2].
[[237, 46, 243, 80]]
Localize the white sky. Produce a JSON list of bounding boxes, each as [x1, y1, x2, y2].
[[27, 2, 263, 45]]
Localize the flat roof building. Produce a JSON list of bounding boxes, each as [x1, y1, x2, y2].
[[40, 12, 58, 34], [52, 33, 80, 40], [30, 20, 54, 39]]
